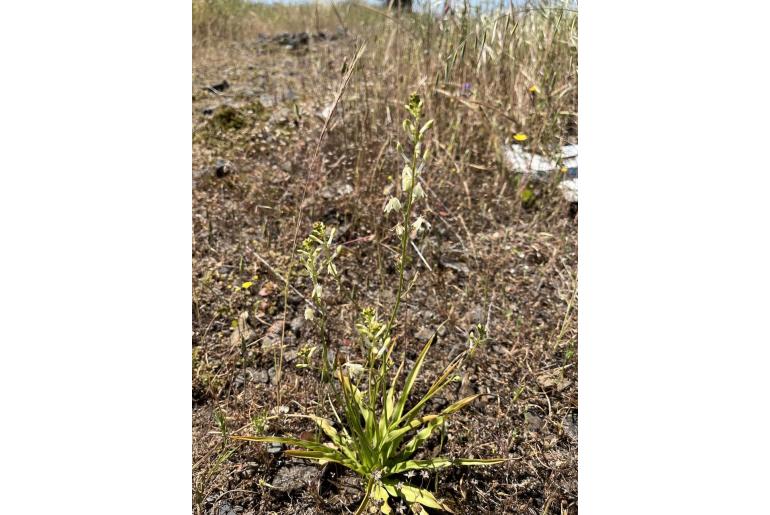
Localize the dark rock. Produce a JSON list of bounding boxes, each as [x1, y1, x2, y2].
[[215, 159, 235, 178], [428, 396, 448, 412], [275, 32, 309, 49], [202, 106, 215, 116], [205, 80, 230, 93]]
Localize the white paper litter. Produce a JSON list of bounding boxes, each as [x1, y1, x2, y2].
[[503, 143, 579, 202]]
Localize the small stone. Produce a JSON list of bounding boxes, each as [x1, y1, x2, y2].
[[415, 327, 434, 342], [259, 281, 278, 297], [428, 396, 448, 411], [253, 369, 269, 384], [290, 315, 304, 335], [524, 412, 544, 432], [465, 305, 484, 326], [272, 465, 319, 493], [439, 259, 470, 275], [266, 442, 284, 454], [563, 412, 578, 441], [536, 368, 572, 391], [210, 501, 238, 515], [258, 93, 275, 108]]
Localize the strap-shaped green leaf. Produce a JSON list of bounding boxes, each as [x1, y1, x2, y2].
[[382, 414, 441, 446], [387, 395, 479, 459], [388, 457, 507, 475], [439, 394, 481, 416], [283, 449, 365, 475], [398, 417, 444, 458], [388, 457, 452, 474], [283, 449, 345, 466], [383, 479, 454, 513], [453, 458, 508, 466], [393, 331, 436, 426], [385, 359, 404, 425], [337, 369, 375, 466], [230, 435, 337, 455], [372, 484, 392, 513], [290, 414, 358, 464], [397, 354, 464, 426]]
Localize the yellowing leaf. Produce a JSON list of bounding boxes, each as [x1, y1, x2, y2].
[[384, 480, 453, 513]]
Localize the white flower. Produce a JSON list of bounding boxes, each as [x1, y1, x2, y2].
[[304, 307, 315, 321], [395, 223, 405, 236], [312, 284, 323, 300], [343, 362, 364, 376], [420, 470, 429, 479], [405, 470, 415, 479], [401, 165, 414, 192], [412, 182, 425, 200], [411, 215, 430, 234], [384, 196, 402, 214]]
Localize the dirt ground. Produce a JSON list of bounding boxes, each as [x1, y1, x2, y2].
[[193, 32, 577, 515]]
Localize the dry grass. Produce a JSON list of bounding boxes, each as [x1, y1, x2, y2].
[[192, 1, 577, 513]]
